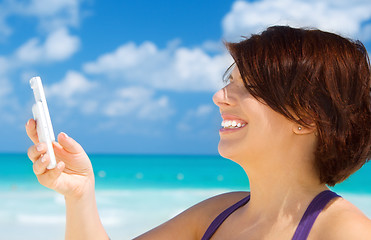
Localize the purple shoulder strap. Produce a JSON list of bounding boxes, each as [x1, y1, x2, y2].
[[292, 190, 340, 240], [201, 195, 250, 240], [201, 190, 339, 240]]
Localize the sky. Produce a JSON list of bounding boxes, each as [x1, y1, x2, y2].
[[1, 0, 371, 155]]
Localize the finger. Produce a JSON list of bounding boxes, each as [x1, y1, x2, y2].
[[57, 132, 84, 154], [52, 141, 66, 159], [33, 154, 50, 175], [37, 161, 65, 189], [27, 143, 47, 163], [25, 119, 39, 144]]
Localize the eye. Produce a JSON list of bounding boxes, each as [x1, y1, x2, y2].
[[222, 63, 236, 84]]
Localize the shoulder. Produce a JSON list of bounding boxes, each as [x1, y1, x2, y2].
[[135, 191, 249, 240], [192, 191, 249, 212], [195, 191, 250, 215], [189, 191, 250, 238], [311, 196, 371, 240]]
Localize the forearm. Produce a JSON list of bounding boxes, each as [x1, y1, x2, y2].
[[65, 188, 109, 240]]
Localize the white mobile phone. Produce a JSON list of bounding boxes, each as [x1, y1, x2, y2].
[[30, 76, 57, 169]]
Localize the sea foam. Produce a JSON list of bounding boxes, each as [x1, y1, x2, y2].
[[1, 188, 369, 240]]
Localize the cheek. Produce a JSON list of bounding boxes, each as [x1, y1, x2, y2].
[[218, 124, 289, 163], [218, 103, 292, 161], [249, 109, 293, 155], [217, 123, 263, 161]]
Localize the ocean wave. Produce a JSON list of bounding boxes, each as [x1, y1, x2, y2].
[[1, 188, 370, 240]]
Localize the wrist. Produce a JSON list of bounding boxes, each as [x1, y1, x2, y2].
[[64, 176, 96, 202], [64, 179, 108, 240]]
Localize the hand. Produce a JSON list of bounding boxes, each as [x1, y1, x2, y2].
[[25, 118, 95, 199]]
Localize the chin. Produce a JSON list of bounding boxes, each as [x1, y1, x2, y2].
[[218, 143, 239, 161], [218, 142, 255, 167]]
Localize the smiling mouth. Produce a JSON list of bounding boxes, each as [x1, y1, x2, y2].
[[221, 120, 247, 129]]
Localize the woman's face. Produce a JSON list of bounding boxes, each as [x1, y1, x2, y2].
[[213, 66, 296, 164]]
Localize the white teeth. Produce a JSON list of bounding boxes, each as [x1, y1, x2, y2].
[[221, 120, 246, 129]]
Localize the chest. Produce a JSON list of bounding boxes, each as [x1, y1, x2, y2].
[[210, 216, 297, 240]]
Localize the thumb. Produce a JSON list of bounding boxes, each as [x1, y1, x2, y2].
[[56, 132, 84, 154]]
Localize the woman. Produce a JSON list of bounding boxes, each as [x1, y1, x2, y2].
[[26, 26, 371, 239]]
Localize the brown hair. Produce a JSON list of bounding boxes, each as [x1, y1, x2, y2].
[[226, 26, 371, 186]]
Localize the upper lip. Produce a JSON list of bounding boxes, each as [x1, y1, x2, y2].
[[221, 113, 248, 123]]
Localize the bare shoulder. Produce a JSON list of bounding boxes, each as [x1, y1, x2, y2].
[[135, 191, 249, 240], [312, 196, 371, 240], [191, 191, 250, 213], [181, 191, 250, 238]]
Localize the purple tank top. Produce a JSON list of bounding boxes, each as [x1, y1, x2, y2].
[[201, 190, 340, 240]]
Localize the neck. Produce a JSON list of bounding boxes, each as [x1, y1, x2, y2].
[[237, 141, 328, 223], [245, 167, 328, 220]]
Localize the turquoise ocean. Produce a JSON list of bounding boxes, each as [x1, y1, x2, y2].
[[1, 153, 370, 239]]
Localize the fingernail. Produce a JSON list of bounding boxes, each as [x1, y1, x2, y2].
[[41, 155, 46, 163], [62, 132, 69, 138], [26, 119, 30, 126], [52, 141, 62, 149], [36, 144, 43, 152], [57, 162, 63, 169]]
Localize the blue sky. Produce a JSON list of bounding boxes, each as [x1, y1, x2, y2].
[[1, 0, 371, 154]]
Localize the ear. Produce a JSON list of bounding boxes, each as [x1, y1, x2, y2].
[[292, 123, 316, 135]]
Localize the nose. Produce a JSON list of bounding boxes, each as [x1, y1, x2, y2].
[[213, 87, 234, 108]]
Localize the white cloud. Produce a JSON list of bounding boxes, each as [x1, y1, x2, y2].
[[0, 77, 23, 124], [0, 57, 9, 75], [45, 71, 97, 116], [0, 0, 83, 37], [193, 104, 214, 117], [15, 38, 41, 63], [223, 0, 371, 42], [38, 71, 101, 120], [0, 77, 12, 102], [84, 42, 159, 74], [83, 41, 233, 92], [0, 1, 15, 37], [45, 72, 174, 121], [14, 28, 80, 64], [104, 87, 154, 116], [27, 0, 80, 18], [0, 17, 11, 38], [104, 86, 174, 120], [184, 104, 214, 120], [46, 71, 96, 99], [177, 104, 215, 132], [44, 28, 80, 60], [201, 40, 226, 53]]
